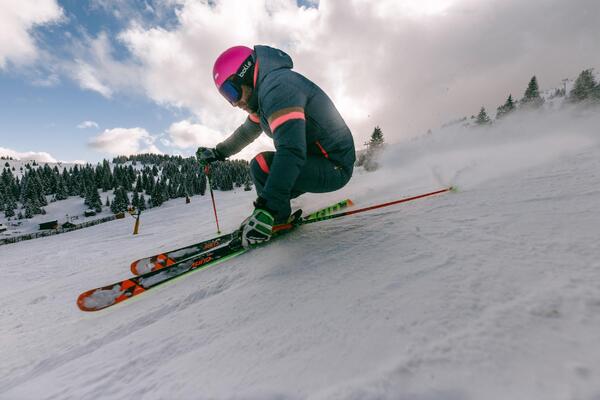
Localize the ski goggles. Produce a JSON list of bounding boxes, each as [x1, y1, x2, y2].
[[219, 78, 243, 104]]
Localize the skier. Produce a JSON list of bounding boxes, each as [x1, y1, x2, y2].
[[197, 45, 355, 248]]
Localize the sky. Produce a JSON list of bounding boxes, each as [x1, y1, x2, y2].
[[0, 0, 599, 164]]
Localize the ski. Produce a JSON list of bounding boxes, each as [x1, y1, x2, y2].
[[130, 232, 237, 275], [130, 198, 354, 275], [77, 200, 353, 312], [77, 238, 246, 312]]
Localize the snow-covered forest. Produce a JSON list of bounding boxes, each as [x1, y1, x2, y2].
[[0, 155, 251, 238]]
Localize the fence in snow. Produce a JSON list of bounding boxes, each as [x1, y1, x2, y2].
[[0, 215, 119, 246]]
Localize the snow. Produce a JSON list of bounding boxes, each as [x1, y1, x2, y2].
[[0, 158, 119, 238], [1, 106, 600, 399], [0, 192, 117, 238], [0, 159, 82, 178]]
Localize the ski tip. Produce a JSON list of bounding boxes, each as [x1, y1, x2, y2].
[[449, 186, 458, 193], [346, 198, 355, 207], [77, 289, 99, 312], [130, 261, 139, 275]]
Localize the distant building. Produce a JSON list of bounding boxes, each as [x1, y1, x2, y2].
[[39, 220, 58, 230], [62, 222, 76, 229]]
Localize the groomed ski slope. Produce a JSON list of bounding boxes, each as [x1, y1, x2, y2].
[[1, 107, 600, 399]]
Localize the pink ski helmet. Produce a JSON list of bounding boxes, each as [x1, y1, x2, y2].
[[213, 46, 255, 104]]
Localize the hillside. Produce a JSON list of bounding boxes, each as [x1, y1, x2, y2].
[[0, 156, 249, 239], [1, 106, 599, 399]]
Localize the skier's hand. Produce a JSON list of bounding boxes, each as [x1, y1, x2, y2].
[[240, 207, 274, 249], [196, 147, 224, 166]]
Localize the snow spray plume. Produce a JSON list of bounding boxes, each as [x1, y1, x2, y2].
[[369, 105, 600, 194], [204, 165, 221, 234]]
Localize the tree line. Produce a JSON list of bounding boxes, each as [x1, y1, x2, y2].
[[474, 68, 600, 125], [0, 155, 252, 220]]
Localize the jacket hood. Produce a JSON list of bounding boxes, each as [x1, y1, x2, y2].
[[253, 45, 294, 87]]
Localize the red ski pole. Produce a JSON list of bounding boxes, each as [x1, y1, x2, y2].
[[204, 164, 221, 234], [273, 187, 454, 232], [306, 187, 454, 224]]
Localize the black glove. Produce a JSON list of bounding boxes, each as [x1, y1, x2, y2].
[[196, 147, 225, 166]]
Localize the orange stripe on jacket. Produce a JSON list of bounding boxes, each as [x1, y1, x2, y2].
[[248, 113, 260, 123], [253, 59, 260, 87], [268, 107, 305, 132], [255, 153, 270, 173]]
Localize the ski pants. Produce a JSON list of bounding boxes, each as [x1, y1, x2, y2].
[[250, 151, 353, 201]]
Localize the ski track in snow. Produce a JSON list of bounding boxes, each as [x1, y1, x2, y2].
[[1, 110, 600, 399]]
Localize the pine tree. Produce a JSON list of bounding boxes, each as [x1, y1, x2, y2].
[[475, 107, 491, 125], [84, 186, 93, 208], [24, 203, 34, 219], [135, 175, 143, 192], [86, 187, 102, 212], [131, 190, 140, 211], [55, 175, 68, 200], [521, 76, 544, 108], [177, 181, 186, 198], [122, 187, 131, 210], [146, 175, 155, 196], [4, 199, 16, 218], [101, 162, 113, 191], [3, 187, 17, 218], [20, 174, 43, 217], [138, 193, 146, 211], [359, 126, 386, 171], [110, 187, 129, 214], [150, 181, 165, 208], [496, 94, 515, 119], [168, 180, 178, 199], [570, 69, 597, 102], [369, 126, 385, 148], [593, 84, 600, 102]]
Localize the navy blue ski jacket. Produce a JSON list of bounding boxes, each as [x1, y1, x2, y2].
[[216, 45, 356, 218]]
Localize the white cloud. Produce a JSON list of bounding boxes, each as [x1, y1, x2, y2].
[[65, 32, 143, 98], [77, 120, 100, 129], [115, 0, 320, 131], [0, 1, 63, 68], [0, 146, 58, 163], [31, 73, 60, 87], [65, 0, 600, 149], [166, 119, 274, 160], [73, 60, 114, 98], [167, 120, 227, 149], [88, 127, 161, 156]]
